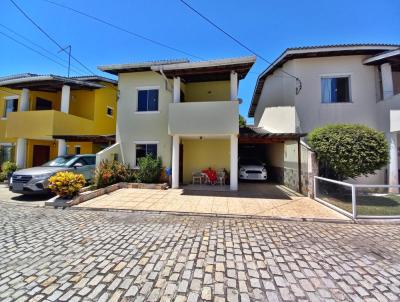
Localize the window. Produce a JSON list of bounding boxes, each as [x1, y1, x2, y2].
[[74, 146, 81, 155], [36, 97, 52, 110], [3, 98, 18, 118], [137, 89, 158, 112], [321, 76, 351, 103], [106, 106, 114, 117], [135, 143, 157, 165], [82, 156, 96, 165]]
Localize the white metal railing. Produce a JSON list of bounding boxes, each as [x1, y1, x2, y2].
[[314, 176, 400, 219]]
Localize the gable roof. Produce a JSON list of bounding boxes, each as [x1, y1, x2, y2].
[[98, 56, 256, 82], [248, 43, 400, 117]]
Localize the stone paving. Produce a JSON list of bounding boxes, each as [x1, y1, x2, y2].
[[76, 183, 348, 221], [1, 205, 400, 301]]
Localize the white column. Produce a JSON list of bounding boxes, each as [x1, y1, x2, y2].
[[20, 88, 29, 111], [230, 134, 238, 191], [389, 132, 399, 193], [16, 138, 27, 168], [172, 135, 180, 189], [381, 63, 394, 99], [58, 139, 67, 156], [230, 71, 238, 101], [61, 85, 71, 113], [173, 77, 181, 103]]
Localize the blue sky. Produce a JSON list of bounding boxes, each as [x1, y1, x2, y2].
[[1, 0, 399, 122]]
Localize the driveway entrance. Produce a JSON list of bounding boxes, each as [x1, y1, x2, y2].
[[76, 183, 348, 220]]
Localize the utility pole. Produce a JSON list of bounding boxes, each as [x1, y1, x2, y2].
[[58, 45, 71, 77]]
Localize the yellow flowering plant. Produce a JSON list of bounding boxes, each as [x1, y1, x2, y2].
[[48, 171, 86, 198]]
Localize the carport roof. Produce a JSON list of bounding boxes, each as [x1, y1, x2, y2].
[[239, 126, 306, 143]]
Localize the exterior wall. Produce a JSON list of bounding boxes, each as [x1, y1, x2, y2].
[[293, 55, 379, 133], [257, 106, 297, 133], [93, 82, 117, 134], [185, 81, 230, 102], [265, 143, 284, 183], [283, 140, 299, 192], [116, 71, 172, 168], [69, 90, 95, 120], [66, 142, 93, 155], [181, 138, 230, 184]]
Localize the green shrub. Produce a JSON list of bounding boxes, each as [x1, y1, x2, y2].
[[94, 160, 136, 188], [137, 155, 162, 183], [0, 172, 7, 182], [308, 124, 389, 180], [48, 171, 85, 198], [2, 161, 17, 175]]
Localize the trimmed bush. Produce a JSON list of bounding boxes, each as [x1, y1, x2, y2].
[[308, 124, 389, 180], [2, 161, 17, 175], [94, 160, 136, 188], [137, 155, 162, 183], [48, 171, 86, 198]]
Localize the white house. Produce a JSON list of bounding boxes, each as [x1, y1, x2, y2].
[[249, 44, 400, 186]]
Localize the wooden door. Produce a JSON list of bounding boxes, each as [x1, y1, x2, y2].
[[32, 145, 50, 167]]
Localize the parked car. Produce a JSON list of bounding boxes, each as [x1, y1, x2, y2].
[[9, 154, 96, 195], [239, 157, 267, 181]]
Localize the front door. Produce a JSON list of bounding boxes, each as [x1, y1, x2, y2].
[[32, 145, 50, 167]]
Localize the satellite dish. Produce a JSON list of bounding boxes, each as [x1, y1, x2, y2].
[[237, 98, 243, 104]]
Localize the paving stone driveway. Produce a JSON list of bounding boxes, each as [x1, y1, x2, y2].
[[0, 205, 399, 302]]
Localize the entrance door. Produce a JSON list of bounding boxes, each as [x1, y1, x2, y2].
[[32, 145, 50, 167]]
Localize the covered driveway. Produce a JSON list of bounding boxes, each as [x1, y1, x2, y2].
[[75, 183, 347, 220]]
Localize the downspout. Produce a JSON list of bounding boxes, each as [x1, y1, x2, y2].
[[298, 137, 302, 194]]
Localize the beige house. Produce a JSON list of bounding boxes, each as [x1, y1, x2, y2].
[[249, 44, 400, 185], [97, 57, 256, 191]]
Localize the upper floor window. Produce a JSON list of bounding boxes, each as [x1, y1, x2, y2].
[[137, 89, 158, 112], [36, 97, 52, 110], [3, 97, 18, 118], [321, 76, 351, 103], [106, 106, 114, 117]]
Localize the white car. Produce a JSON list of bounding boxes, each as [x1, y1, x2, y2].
[[239, 158, 267, 181]]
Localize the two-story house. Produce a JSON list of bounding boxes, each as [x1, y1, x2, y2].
[[97, 56, 256, 191], [249, 44, 400, 186], [0, 73, 117, 168]]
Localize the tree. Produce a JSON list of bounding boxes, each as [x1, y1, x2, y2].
[[308, 124, 389, 180], [239, 115, 247, 127]]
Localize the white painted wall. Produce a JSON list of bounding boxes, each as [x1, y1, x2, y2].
[[116, 71, 172, 168]]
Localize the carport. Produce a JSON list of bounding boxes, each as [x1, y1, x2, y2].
[[239, 126, 307, 194]]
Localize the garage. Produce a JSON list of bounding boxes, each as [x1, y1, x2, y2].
[[239, 126, 309, 194]]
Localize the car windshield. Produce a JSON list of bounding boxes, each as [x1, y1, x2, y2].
[[240, 158, 263, 166], [42, 156, 76, 167]]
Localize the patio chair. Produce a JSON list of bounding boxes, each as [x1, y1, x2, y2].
[[192, 171, 202, 185], [217, 171, 226, 186]]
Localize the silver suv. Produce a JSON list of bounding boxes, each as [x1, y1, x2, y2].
[[10, 154, 96, 195]]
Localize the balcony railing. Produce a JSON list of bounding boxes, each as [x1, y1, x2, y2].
[[5, 110, 95, 139], [168, 101, 239, 136]]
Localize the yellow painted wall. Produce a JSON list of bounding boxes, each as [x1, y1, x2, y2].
[[69, 90, 95, 120], [66, 141, 93, 155], [181, 138, 230, 183], [26, 139, 58, 167], [185, 81, 230, 102], [93, 82, 117, 134], [30, 91, 60, 111]]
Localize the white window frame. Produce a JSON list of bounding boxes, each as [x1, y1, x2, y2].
[[106, 106, 114, 118], [320, 73, 352, 104], [2, 95, 19, 120], [135, 86, 160, 114], [133, 140, 159, 168]]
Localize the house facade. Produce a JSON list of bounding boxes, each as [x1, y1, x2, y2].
[[97, 57, 256, 191], [0, 74, 117, 168], [249, 44, 400, 186]]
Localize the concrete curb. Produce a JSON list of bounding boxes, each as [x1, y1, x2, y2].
[[67, 206, 355, 224]]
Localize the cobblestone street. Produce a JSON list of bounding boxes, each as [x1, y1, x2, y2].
[[1, 205, 400, 302]]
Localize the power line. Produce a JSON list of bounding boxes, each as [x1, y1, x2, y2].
[[9, 0, 96, 76], [41, 0, 204, 60], [0, 23, 87, 75], [0, 30, 74, 71], [178, 0, 302, 91]]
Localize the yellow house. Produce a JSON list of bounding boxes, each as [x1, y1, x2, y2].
[[0, 74, 117, 168], [96, 57, 256, 191]]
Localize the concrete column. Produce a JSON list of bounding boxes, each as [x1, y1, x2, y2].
[[389, 132, 399, 193], [230, 71, 238, 101], [58, 139, 67, 156], [230, 134, 238, 191], [307, 151, 319, 198], [171, 135, 180, 189], [16, 138, 27, 168], [173, 77, 181, 103], [381, 63, 394, 99], [20, 88, 29, 111], [61, 85, 71, 113]]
